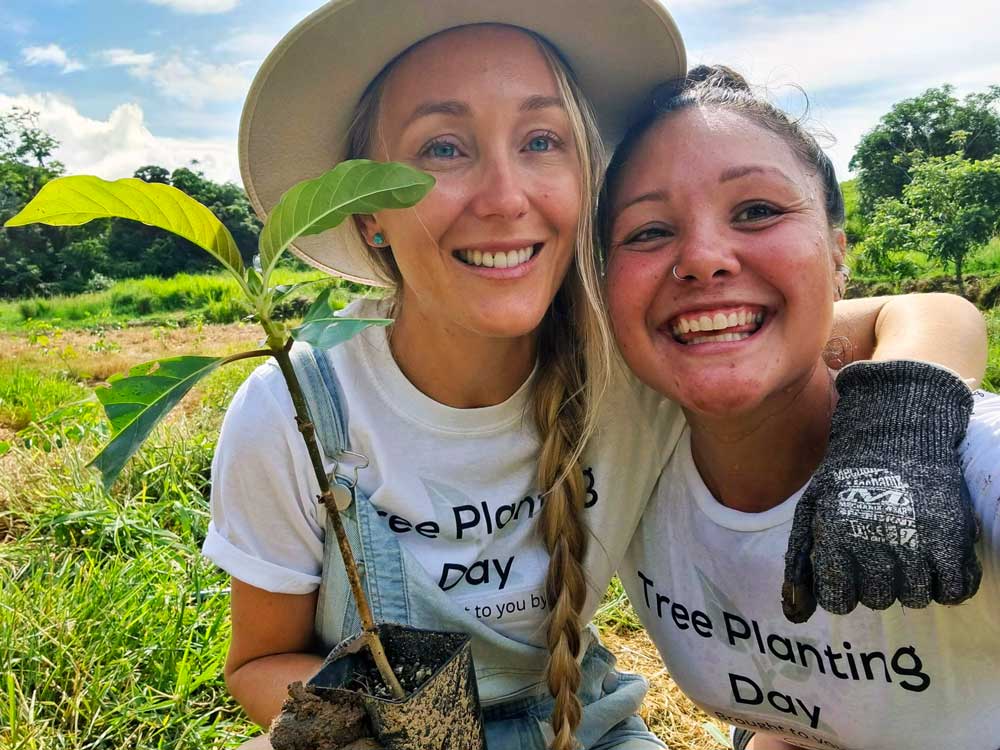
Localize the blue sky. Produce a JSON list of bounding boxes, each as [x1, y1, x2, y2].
[[1, 0, 997, 186]]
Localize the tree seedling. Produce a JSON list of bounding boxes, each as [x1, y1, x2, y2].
[[5, 160, 436, 701]]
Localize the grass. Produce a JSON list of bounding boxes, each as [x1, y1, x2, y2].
[[1, 276, 998, 750], [984, 307, 1000, 391], [0, 269, 360, 332]]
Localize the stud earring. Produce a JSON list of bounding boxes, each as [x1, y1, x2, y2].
[[372, 232, 385, 247]]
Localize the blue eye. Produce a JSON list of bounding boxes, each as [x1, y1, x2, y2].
[[527, 136, 551, 152], [428, 141, 457, 158]]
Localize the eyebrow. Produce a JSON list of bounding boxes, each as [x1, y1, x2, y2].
[[403, 95, 564, 128], [520, 95, 564, 113], [617, 189, 669, 212], [719, 164, 796, 185], [403, 100, 471, 127]]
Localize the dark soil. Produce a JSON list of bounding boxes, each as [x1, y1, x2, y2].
[[270, 682, 371, 750]]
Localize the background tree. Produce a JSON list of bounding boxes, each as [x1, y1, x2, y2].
[[860, 142, 1000, 295], [850, 85, 1000, 216], [0, 110, 263, 298], [0, 108, 71, 297]]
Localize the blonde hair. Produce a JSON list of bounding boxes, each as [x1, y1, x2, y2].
[[346, 25, 613, 750]]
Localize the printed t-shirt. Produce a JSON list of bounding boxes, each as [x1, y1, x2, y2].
[[204, 297, 684, 646], [621, 390, 1000, 750]]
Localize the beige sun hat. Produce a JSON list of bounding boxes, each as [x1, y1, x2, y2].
[[240, 0, 686, 285]]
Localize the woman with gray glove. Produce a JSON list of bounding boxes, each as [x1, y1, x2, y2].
[[602, 65, 996, 749]]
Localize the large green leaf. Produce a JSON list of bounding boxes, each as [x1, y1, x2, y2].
[[5, 175, 244, 277], [291, 287, 390, 349], [258, 160, 434, 278], [89, 356, 226, 489]]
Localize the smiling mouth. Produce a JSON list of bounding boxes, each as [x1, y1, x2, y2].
[[455, 243, 542, 269], [668, 305, 767, 345]]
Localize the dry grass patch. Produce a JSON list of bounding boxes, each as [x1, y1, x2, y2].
[[3, 322, 261, 383], [601, 627, 729, 750]]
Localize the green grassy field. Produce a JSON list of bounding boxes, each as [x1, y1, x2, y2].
[[0, 269, 358, 331], [1, 279, 998, 750]]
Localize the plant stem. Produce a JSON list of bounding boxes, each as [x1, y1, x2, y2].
[[271, 340, 406, 701]]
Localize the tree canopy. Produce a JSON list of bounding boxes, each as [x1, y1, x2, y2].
[[0, 110, 261, 299], [860, 144, 1000, 293], [850, 85, 1000, 216]]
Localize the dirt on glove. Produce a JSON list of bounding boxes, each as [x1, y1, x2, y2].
[[269, 681, 374, 750]]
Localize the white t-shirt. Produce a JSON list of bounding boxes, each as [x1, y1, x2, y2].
[[205, 297, 684, 646], [622, 390, 1000, 750]]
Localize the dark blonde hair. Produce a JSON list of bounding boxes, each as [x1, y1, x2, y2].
[[346, 25, 612, 750]]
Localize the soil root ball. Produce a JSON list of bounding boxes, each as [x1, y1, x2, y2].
[[270, 681, 374, 750]]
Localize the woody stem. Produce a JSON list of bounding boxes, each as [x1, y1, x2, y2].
[[271, 340, 406, 700]]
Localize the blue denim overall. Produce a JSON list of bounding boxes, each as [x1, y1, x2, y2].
[[289, 344, 666, 750]]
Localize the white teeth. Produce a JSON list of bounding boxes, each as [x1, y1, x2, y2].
[[687, 331, 751, 345], [460, 246, 536, 268], [671, 308, 765, 341]]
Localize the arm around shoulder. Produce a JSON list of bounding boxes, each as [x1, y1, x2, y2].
[[831, 293, 986, 385]]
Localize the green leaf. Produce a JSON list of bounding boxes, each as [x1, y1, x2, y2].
[[5, 175, 244, 277], [291, 287, 390, 349], [89, 355, 225, 489], [259, 160, 434, 278]]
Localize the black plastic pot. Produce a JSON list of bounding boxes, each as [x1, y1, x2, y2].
[[309, 623, 487, 750]]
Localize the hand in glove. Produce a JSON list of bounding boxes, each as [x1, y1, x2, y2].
[[782, 360, 979, 623]]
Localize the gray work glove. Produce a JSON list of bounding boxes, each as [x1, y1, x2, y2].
[[782, 360, 978, 623]]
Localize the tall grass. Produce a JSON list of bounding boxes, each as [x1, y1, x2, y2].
[[1, 403, 257, 748], [0, 269, 359, 331], [984, 307, 1000, 392]]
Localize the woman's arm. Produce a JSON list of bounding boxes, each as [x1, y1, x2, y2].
[[225, 579, 323, 728], [832, 293, 987, 385]]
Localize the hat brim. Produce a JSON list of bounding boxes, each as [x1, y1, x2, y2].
[[240, 0, 686, 285]]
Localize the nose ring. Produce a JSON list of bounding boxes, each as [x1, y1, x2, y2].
[[671, 264, 686, 282]]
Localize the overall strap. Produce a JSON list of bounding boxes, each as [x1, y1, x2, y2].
[[287, 341, 409, 632], [288, 342, 349, 462]]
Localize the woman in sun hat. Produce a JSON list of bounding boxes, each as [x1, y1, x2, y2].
[[207, 1, 987, 747]]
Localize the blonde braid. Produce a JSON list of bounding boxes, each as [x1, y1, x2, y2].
[[530, 35, 612, 750], [534, 287, 589, 750]]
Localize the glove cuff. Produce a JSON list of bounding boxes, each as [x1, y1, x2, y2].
[[832, 360, 974, 457]]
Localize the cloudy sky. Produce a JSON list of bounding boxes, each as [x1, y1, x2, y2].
[[1, 0, 997, 187]]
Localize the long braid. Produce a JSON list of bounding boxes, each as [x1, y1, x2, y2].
[[534, 285, 591, 750]]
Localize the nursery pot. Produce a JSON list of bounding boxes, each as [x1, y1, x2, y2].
[[309, 622, 487, 750]]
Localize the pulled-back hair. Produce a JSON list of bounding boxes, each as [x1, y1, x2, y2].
[[346, 25, 613, 750], [599, 64, 844, 250]]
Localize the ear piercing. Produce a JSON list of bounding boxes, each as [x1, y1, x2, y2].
[[372, 232, 385, 246]]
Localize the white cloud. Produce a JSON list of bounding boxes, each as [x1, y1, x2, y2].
[[0, 61, 9, 78], [22, 44, 85, 74], [688, 0, 998, 95], [684, 0, 1000, 178], [104, 50, 253, 106], [101, 48, 156, 69], [147, 0, 240, 13], [0, 93, 240, 184], [144, 57, 253, 105], [214, 31, 282, 58]]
